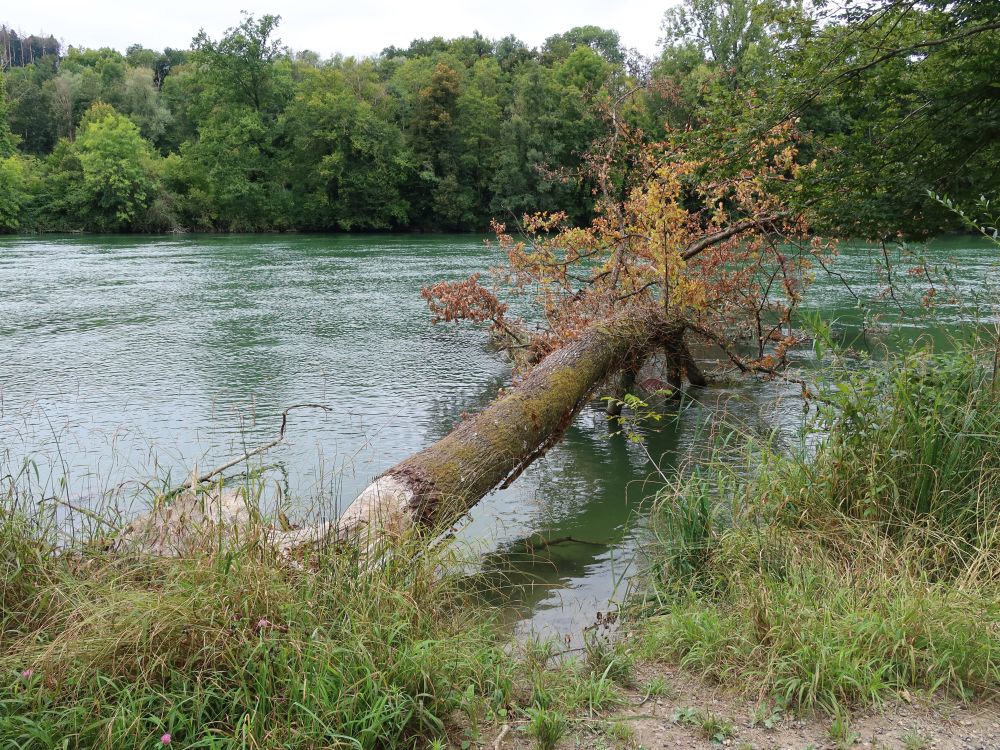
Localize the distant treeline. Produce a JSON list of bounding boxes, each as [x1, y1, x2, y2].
[[0, 26, 61, 68], [0, 1, 997, 236]]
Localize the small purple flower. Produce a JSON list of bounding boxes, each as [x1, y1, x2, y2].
[[161, 733, 171, 745], [20, 669, 34, 679], [256, 617, 271, 630]]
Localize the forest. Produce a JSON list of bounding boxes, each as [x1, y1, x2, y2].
[[1, 0, 997, 237]]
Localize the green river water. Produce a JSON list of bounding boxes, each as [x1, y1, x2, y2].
[[1, 234, 996, 639]]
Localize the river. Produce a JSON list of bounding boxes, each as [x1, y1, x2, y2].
[[0, 233, 995, 639]]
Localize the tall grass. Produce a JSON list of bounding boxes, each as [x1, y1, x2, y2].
[[0, 471, 636, 749], [634, 347, 1000, 712], [804, 348, 1000, 546], [0, 489, 518, 749]]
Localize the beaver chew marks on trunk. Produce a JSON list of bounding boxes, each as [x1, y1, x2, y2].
[[115, 306, 692, 558]]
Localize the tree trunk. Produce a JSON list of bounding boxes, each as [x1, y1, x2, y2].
[[605, 369, 637, 417], [117, 307, 690, 557], [325, 307, 686, 553]]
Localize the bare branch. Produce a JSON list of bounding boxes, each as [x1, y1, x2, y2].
[[681, 215, 783, 261], [172, 403, 333, 493]]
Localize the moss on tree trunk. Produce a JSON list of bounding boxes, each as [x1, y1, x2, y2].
[[332, 307, 689, 550], [117, 307, 693, 557]]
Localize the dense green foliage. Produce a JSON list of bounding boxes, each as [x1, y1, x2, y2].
[[634, 347, 1000, 710], [0, 1, 997, 235], [0, 14, 617, 233]]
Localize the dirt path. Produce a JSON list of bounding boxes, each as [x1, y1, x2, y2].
[[612, 665, 999, 750], [484, 663, 999, 750]]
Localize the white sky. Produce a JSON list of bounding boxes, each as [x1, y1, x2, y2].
[[5, 1, 672, 60]]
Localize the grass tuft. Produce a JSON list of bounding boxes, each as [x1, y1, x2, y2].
[[0, 491, 517, 749], [526, 706, 567, 750], [634, 347, 1000, 712]]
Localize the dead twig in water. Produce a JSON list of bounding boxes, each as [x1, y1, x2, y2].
[[167, 403, 333, 496], [48, 496, 117, 530], [524, 535, 606, 552]]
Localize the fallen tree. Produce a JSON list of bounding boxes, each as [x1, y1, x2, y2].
[[117, 307, 696, 556], [328, 307, 689, 551]]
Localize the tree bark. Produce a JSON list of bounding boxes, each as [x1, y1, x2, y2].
[[323, 307, 687, 553], [117, 307, 690, 557], [605, 369, 637, 417]]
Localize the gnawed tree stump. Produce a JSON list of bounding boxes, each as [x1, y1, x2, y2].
[[115, 306, 699, 557], [113, 486, 255, 556]]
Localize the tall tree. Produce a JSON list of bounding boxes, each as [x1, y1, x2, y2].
[[783, 0, 1000, 236], [660, 0, 804, 84], [4, 58, 58, 154], [39, 103, 161, 231], [543, 26, 625, 66], [119, 66, 173, 144], [0, 71, 16, 157], [398, 58, 477, 228], [171, 13, 292, 229], [0, 71, 26, 232], [0, 153, 26, 231], [191, 13, 286, 113], [284, 63, 412, 229]]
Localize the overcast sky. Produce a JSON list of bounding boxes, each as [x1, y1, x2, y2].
[[5, 1, 672, 60]]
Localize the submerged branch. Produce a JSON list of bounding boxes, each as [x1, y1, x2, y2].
[[170, 403, 333, 494], [687, 322, 829, 404]]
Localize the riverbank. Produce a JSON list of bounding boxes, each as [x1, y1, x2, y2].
[[490, 668, 1000, 750], [606, 345, 1000, 748], [2, 346, 998, 748], [498, 343, 999, 749]]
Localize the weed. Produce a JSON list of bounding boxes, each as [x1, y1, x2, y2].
[[902, 728, 930, 750], [827, 711, 860, 749], [699, 712, 735, 743], [524, 637, 558, 673], [749, 701, 783, 730], [575, 667, 621, 713], [607, 719, 634, 743], [584, 631, 634, 686], [670, 707, 734, 744], [670, 705, 701, 726], [526, 706, 567, 750], [641, 675, 670, 700]]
